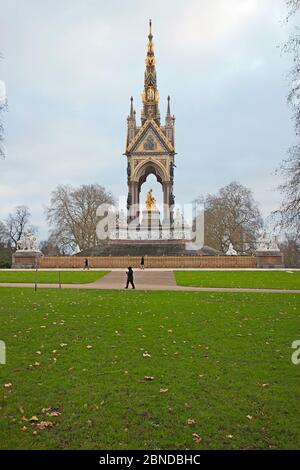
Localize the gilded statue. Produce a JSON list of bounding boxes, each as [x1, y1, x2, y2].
[[146, 189, 156, 210]]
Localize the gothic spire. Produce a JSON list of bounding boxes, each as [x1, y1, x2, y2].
[[127, 96, 136, 144], [147, 19, 154, 59], [141, 19, 160, 125], [130, 96, 134, 119], [166, 95, 171, 117], [165, 95, 175, 144]]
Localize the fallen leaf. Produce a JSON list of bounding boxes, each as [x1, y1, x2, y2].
[[192, 433, 202, 444], [143, 352, 151, 358], [37, 421, 54, 430], [246, 415, 253, 420], [4, 383, 12, 389], [160, 388, 169, 394], [29, 416, 39, 423], [187, 418, 196, 426], [46, 411, 61, 417]]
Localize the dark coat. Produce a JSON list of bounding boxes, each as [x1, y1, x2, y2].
[[127, 268, 134, 280]]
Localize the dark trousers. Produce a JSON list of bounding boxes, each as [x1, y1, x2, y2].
[[126, 279, 135, 289]]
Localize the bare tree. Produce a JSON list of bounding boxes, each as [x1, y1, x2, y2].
[[201, 182, 263, 254], [276, 1, 300, 230], [1, 206, 34, 249], [0, 242, 12, 268], [0, 221, 7, 245], [286, 0, 300, 19], [46, 184, 114, 253], [39, 236, 63, 256], [276, 147, 300, 230], [0, 220, 12, 267], [280, 233, 300, 267]]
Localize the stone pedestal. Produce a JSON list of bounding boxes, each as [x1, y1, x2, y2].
[[256, 251, 284, 268], [139, 209, 161, 239], [12, 251, 43, 269], [140, 209, 161, 230]]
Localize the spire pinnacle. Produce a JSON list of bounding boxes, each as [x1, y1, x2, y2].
[[148, 19, 153, 40], [128, 96, 136, 122], [167, 95, 171, 116], [130, 96, 134, 115], [147, 19, 154, 59], [142, 20, 160, 124]]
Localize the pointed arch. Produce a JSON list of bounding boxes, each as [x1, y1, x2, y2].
[[132, 159, 169, 188]]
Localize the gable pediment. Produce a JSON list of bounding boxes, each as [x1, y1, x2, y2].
[[127, 119, 174, 154]]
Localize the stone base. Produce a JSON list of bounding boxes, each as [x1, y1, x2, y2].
[[78, 240, 220, 257], [12, 251, 43, 269], [256, 251, 284, 268], [140, 209, 161, 229], [110, 209, 191, 241]]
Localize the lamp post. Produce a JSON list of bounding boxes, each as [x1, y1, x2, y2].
[[34, 265, 38, 292]]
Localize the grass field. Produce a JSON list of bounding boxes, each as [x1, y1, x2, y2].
[[175, 271, 300, 290], [0, 288, 299, 450], [0, 271, 108, 284]]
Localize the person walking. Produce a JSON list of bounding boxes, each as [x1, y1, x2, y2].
[[125, 266, 135, 289], [84, 258, 89, 270], [140, 256, 145, 270]]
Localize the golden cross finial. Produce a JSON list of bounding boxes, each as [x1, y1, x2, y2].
[[147, 19, 154, 58], [149, 19, 152, 38]]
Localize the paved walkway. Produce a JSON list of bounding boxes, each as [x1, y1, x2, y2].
[[0, 270, 299, 294]]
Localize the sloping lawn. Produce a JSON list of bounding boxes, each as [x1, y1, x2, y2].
[[175, 271, 300, 290], [0, 288, 299, 450], [0, 271, 108, 284]]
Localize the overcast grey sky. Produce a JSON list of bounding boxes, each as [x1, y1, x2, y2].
[[0, 0, 297, 238]]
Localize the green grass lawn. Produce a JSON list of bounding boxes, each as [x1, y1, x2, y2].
[[0, 271, 108, 284], [0, 288, 299, 450], [175, 271, 300, 290]]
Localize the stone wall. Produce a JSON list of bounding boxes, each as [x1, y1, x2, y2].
[[39, 255, 257, 269], [256, 253, 284, 268]]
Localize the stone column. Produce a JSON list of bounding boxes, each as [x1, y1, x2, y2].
[[163, 183, 170, 223], [127, 182, 139, 229], [163, 183, 174, 226]]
